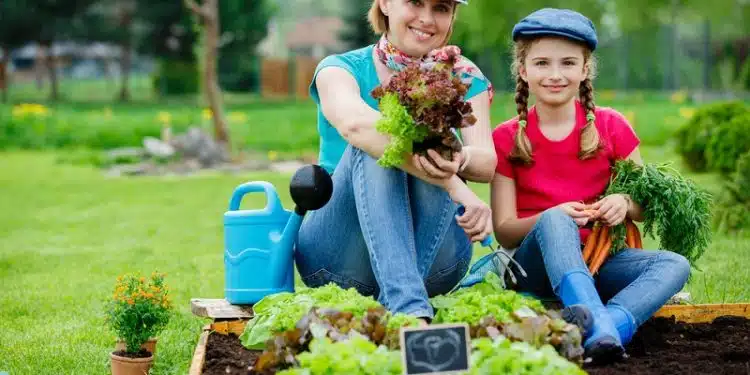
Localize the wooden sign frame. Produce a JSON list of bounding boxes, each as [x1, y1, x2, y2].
[[399, 323, 471, 375]]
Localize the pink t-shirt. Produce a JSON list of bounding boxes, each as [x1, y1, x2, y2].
[[492, 100, 640, 244]]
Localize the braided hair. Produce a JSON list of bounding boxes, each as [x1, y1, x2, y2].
[[509, 38, 601, 165]]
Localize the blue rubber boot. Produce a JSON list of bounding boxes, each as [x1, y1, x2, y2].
[[557, 270, 625, 364], [607, 304, 637, 346]]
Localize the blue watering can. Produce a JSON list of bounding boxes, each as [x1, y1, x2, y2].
[[223, 165, 333, 304]]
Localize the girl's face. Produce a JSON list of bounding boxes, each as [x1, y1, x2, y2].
[[519, 37, 589, 107], [379, 0, 456, 57]]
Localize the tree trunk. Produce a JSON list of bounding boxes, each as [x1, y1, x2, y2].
[[40, 41, 59, 101], [119, 37, 132, 102], [186, 0, 230, 149], [118, 3, 135, 102], [0, 46, 8, 103]]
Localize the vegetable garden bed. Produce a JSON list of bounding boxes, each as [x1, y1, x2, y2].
[[189, 299, 750, 375]]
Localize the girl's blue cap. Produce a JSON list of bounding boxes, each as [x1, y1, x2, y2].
[[512, 8, 598, 51]]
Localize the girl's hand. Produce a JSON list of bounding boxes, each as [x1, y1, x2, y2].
[[556, 202, 594, 227], [412, 149, 462, 179], [445, 178, 493, 242], [590, 194, 630, 226]]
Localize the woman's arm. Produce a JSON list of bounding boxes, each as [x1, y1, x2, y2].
[[456, 91, 497, 183], [490, 173, 540, 249], [315, 66, 462, 188]]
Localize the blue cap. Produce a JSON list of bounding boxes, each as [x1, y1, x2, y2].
[[512, 8, 598, 51]]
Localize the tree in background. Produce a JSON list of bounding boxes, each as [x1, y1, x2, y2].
[[0, 0, 37, 102], [185, 0, 230, 148], [217, 0, 275, 92], [339, 0, 377, 50], [138, 1, 200, 96]]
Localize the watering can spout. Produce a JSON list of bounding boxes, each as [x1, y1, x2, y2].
[[268, 164, 333, 286]]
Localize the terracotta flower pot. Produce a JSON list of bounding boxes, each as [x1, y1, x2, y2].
[[110, 351, 153, 375], [114, 338, 157, 357]]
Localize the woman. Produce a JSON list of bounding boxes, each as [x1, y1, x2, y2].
[[490, 8, 690, 364], [295, 0, 497, 323]]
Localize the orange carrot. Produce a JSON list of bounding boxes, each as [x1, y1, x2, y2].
[[582, 225, 601, 263], [633, 222, 643, 249], [625, 221, 636, 248], [589, 227, 612, 274]]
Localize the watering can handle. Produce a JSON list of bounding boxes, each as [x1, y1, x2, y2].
[[228, 181, 284, 213]]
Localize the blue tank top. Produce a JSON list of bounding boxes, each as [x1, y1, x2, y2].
[[309, 44, 491, 174]]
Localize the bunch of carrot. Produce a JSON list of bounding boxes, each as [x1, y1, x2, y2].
[[582, 219, 643, 275]]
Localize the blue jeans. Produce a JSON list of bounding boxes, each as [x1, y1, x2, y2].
[[295, 145, 473, 319], [511, 208, 691, 329]]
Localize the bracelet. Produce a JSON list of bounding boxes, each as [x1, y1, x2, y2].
[[458, 147, 472, 172]]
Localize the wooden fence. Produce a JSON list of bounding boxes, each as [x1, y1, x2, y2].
[[260, 56, 320, 99]]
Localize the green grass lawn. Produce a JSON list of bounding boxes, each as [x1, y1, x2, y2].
[[1, 141, 748, 374]]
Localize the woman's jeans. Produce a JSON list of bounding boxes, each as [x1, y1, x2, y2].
[[511, 208, 691, 329], [295, 145, 472, 319]]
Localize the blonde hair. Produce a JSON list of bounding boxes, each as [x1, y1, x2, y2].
[[509, 37, 600, 166], [368, 0, 458, 45]]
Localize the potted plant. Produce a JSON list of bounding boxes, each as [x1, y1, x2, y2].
[[106, 271, 172, 375]]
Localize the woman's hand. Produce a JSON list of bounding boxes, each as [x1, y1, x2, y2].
[[590, 194, 630, 226], [412, 149, 463, 179], [445, 178, 492, 242], [556, 201, 594, 227]]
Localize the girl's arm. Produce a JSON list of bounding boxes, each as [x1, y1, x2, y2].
[[456, 91, 497, 183], [315, 66, 463, 189], [593, 147, 646, 225], [490, 173, 541, 249]]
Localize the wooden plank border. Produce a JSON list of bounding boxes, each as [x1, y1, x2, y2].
[[188, 325, 211, 375], [653, 303, 750, 323]]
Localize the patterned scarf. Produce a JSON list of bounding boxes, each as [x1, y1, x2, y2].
[[374, 34, 494, 103]]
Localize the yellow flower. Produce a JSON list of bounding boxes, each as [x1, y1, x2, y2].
[[228, 111, 248, 123], [12, 103, 50, 118], [268, 151, 278, 161], [670, 90, 688, 104], [202, 108, 213, 120], [127, 298, 134, 305], [157, 111, 172, 124], [624, 111, 636, 127], [599, 90, 617, 101], [679, 107, 696, 119]]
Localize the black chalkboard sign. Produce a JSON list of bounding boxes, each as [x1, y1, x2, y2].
[[399, 323, 471, 374]]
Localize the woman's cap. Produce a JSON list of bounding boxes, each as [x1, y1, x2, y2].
[[511, 8, 598, 51]]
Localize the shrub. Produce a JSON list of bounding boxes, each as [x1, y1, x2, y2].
[[713, 151, 750, 233], [105, 272, 173, 354], [152, 59, 200, 96], [705, 111, 750, 175], [675, 101, 749, 172]]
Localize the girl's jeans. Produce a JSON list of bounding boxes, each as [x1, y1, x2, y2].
[[512, 208, 691, 328], [295, 145, 472, 319]]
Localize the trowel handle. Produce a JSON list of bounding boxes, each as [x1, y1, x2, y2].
[[228, 181, 284, 214], [456, 205, 493, 247]]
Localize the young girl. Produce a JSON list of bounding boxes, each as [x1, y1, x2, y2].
[[491, 8, 690, 364], [295, 0, 497, 324]]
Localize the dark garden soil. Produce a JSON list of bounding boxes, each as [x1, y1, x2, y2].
[[201, 316, 750, 375], [586, 316, 750, 375], [112, 349, 152, 358], [202, 332, 261, 375]]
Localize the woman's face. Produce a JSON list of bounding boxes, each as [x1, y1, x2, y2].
[[379, 0, 456, 57], [519, 37, 589, 107]]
